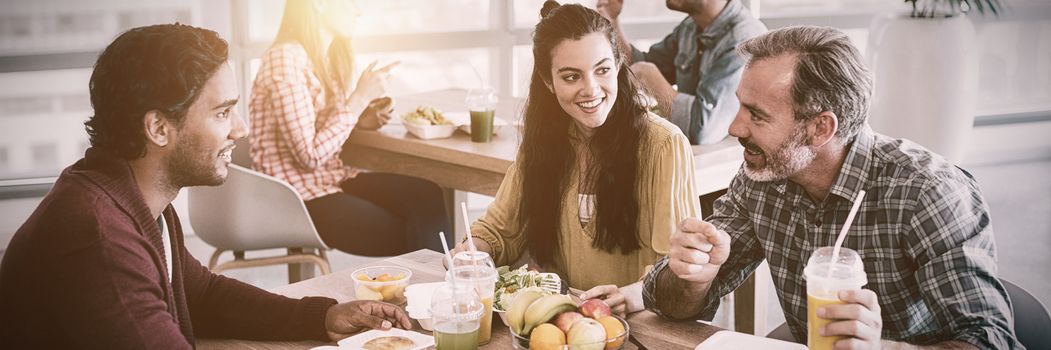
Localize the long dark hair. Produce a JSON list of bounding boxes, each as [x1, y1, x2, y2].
[[519, 1, 650, 266]]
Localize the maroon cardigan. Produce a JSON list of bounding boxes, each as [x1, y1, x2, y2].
[[0, 148, 337, 348]]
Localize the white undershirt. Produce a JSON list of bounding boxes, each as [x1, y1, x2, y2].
[[578, 193, 595, 224], [158, 216, 173, 283]]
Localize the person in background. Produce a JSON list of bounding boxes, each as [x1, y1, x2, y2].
[[597, 0, 766, 145], [450, 1, 701, 316], [250, 0, 451, 256], [644, 26, 1020, 349], [0, 23, 410, 349]]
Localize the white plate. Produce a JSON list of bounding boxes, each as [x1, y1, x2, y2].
[[695, 331, 808, 350], [337, 328, 435, 350]]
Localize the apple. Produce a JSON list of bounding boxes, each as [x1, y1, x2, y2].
[[578, 299, 612, 319], [553, 311, 585, 334]]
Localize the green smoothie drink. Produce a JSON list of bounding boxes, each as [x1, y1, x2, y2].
[[466, 87, 497, 143]]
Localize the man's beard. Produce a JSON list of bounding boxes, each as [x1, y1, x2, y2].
[[167, 135, 225, 188], [741, 126, 817, 182], [666, 0, 706, 13]]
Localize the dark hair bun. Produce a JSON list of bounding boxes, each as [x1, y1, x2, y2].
[[540, 0, 560, 18]]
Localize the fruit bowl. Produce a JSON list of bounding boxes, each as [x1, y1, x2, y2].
[[510, 315, 629, 350], [352, 266, 412, 305]]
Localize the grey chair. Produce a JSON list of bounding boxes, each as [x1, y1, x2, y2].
[[187, 164, 331, 283], [765, 278, 1051, 349]]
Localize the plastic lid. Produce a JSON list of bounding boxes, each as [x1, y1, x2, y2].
[[429, 283, 484, 322], [803, 247, 868, 290]]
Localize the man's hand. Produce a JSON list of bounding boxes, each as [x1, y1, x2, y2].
[[820, 289, 883, 349], [355, 97, 393, 131], [667, 218, 731, 287], [596, 0, 624, 22], [324, 300, 412, 342], [629, 62, 677, 114]]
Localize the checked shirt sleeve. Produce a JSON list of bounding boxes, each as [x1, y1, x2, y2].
[[903, 175, 1021, 350], [643, 170, 765, 320]]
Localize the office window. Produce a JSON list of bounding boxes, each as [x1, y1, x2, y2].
[[513, 0, 680, 29], [248, 0, 492, 42], [30, 143, 58, 169], [0, 69, 92, 180], [0, 0, 206, 182], [0, 147, 9, 169]]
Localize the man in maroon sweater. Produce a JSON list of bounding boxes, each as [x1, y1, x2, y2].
[[0, 24, 411, 348]]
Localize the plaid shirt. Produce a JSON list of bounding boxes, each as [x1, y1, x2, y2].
[[249, 43, 361, 201], [643, 127, 1021, 349]]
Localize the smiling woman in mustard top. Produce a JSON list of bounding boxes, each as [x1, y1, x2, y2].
[[449, 1, 700, 316]]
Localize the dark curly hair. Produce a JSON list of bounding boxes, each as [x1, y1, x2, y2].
[[85, 23, 228, 159]]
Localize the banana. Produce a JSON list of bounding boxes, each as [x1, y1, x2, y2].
[[507, 290, 544, 335], [521, 294, 576, 336]]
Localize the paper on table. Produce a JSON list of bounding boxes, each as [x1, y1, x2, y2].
[[695, 331, 807, 350]]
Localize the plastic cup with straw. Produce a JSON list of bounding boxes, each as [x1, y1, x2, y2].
[[803, 190, 869, 350], [433, 231, 484, 349]]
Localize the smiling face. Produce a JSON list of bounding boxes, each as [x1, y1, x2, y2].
[[547, 32, 619, 132], [166, 63, 246, 187], [729, 54, 817, 182]]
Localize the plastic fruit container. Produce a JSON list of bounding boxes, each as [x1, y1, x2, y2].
[[352, 266, 412, 305], [510, 315, 629, 350]]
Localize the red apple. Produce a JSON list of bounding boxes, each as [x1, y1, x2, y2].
[[553, 311, 585, 334], [578, 299, 612, 319]]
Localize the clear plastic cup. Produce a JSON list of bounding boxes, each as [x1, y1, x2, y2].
[[466, 87, 497, 143], [431, 283, 485, 350], [804, 247, 868, 350], [449, 251, 498, 345]]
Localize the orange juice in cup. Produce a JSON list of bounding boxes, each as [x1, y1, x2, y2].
[[804, 247, 867, 350]]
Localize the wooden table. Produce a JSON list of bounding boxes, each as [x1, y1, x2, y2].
[[341, 88, 744, 198], [198, 250, 723, 349]]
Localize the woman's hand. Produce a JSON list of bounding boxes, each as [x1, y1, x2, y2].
[[443, 238, 493, 269], [350, 61, 399, 104], [580, 281, 645, 317], [580, 285, 627, 317], [355, 98, 393, 130]]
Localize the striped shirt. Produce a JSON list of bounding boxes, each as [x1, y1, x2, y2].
[[249, 42, 361, 201], [643, 127, 1020, 349]]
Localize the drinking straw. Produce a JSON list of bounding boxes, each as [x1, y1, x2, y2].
[[828, 190, 866, 279], [439, 231, 455, 272], [461, 202, 477, 252], [468, 62, 484, 88]]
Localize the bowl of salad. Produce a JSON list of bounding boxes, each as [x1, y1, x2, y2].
[[402, 106, 457, 140], [493, 265, 561, 326]]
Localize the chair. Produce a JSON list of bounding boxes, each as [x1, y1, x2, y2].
[[765, 278, 1051, 349], [1001, 278, 1051, 350], [188, 164, 330, 282]]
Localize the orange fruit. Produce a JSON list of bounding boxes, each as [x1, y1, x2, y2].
[[596, 316, 626, 349], [530, 323, 566, 350]]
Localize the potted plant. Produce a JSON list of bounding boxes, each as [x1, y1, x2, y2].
[[866, 0, 1002, 163]]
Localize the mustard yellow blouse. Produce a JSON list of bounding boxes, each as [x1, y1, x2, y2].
[[471, 114, 701, 290]]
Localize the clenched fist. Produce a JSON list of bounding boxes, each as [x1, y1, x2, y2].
[[667, 218, 731, 286]]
